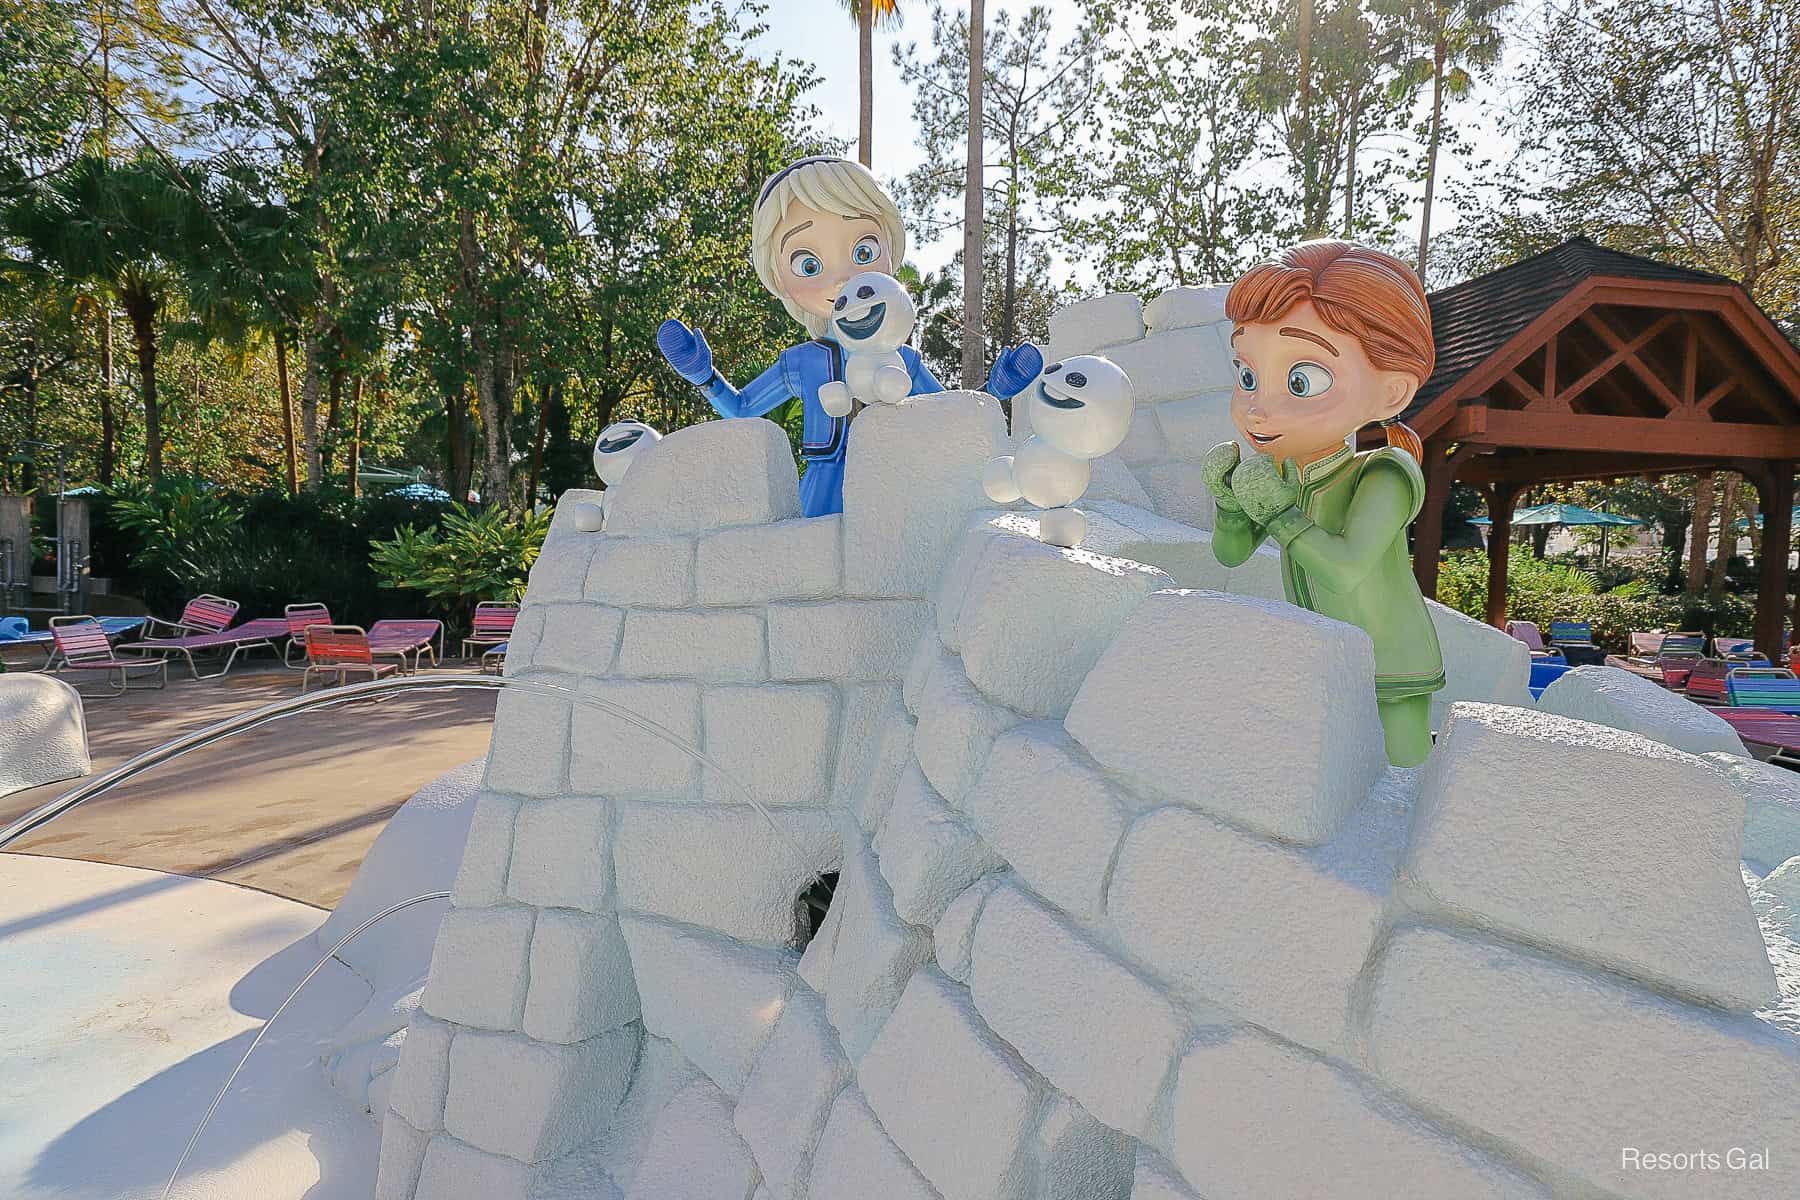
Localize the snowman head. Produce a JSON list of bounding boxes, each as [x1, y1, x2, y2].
[[593, 420, 661, 486], [1028, 355, 1134, 460], [828, 271, 916, 354]]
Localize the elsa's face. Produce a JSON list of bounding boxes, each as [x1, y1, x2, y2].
[[773, 202, 893, 319]]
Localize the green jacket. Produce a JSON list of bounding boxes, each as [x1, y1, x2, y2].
[[1214, 442, 1445, 699]]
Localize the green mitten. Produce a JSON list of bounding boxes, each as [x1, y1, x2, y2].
[[1201, 441, 1243, 513], [1230, 453, 1315, 543]]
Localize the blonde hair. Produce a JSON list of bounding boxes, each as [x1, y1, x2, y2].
[[1226, 240, 1433, 461], [752, 157, 906, 337]]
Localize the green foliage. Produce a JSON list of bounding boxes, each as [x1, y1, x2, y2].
[[369, 503, 551, 627], [1436, 549, 1597, 615], [106, 476, 241, 581]]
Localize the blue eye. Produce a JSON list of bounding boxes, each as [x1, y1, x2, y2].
[[1287, 361, 1334, 397], [791, 251, 823, 278], [853, 237, 880, 265], [1234, 360, 1257, 391]]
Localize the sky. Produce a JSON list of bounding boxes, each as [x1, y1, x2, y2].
[[747, 0, 1529, 285]]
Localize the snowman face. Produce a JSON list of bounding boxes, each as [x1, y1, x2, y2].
[[1027, 355, 1134, 460], [593, 420, 661, 486], [828, 271, 916, 354]]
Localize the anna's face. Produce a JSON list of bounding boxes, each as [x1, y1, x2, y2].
[[773, 202, 894, 320], [1228, 300, 1417, 465]]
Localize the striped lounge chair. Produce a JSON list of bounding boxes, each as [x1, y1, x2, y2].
[[121, 609, 288, 680], [50, 615, 167, 697], [1548, 620, 1606, 666], [1725, 668, 1800, 715], [284, 602, 334, 666], [1683, 659, 1732, 705], [301, 625, 400, 692], [368, 619, 444, 673], [462, 602, 519, 660]]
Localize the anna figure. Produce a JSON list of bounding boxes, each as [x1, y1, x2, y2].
[[1203, 241, 1444, 766], [657, 156, 1041, 518]]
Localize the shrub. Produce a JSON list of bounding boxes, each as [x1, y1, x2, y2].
[[369, 503, 552, 630], [1435, 551, 1596, 617]]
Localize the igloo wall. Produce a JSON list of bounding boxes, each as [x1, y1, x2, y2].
[[376, 363, 1800, 1197]]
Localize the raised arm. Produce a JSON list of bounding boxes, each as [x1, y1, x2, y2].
[[658, 319, 794, 419]]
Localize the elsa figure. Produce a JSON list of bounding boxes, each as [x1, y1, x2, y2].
[[657, 155, 1043, 518]]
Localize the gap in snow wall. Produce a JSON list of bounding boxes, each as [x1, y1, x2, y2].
[[374, 319, 1800, 1200]]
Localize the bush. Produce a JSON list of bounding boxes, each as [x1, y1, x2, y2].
[[369, 503, 551, 630], [1435, 551, 1596, 617]]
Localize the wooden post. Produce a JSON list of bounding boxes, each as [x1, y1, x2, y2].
[[1412, 435, 1456, 600], [1754, 463, 1794, 663], [1484, 482, 1520, 628]]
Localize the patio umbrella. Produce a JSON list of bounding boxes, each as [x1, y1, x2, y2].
[[1470, 503, 1644, 569]]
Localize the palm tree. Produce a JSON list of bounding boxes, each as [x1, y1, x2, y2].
[[4, 153, 206, 479], [962, 0, 985, 388], [1390, 0, 1511, 280], [840, 1, 904, 167]]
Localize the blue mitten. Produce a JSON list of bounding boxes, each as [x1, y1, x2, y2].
[[657, 319, 715, 385], [985, 342, 1045, 400]]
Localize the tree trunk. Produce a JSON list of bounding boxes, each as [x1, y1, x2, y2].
[[961, 0, 986, 389], [475, 353, 512, 509], [858, 1, 874, 167], [97, 305, 116, 485], [1343, 97, 1358, 238], [447, 385, 473, 501], [301, 333, 324, 489], [1711, 472, 1740, 601], [526, 378, 556, 507], [275, 333, 299, 495], [323, 367, 344, 476], [1416, 42, 1446, 279], [1687, 472, 1714, 593], [1002, 172, 1018, 350], [348, 376, 363, 496], [123, 293, 161, 480]]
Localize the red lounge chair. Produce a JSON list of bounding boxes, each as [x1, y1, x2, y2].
[[462, 602, 519, 659], [120, 616, 288, 680], [1684, 658, 1732, 705], [367, 619, 444, 674], [284, 602, 333, 667], [49, 615, 167, 697], [302, 625, 400, 692]]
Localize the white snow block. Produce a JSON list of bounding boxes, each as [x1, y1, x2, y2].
[[0, 674, 87, 797], [619, 914, 795, 1094], [875, 761, 1004, 927], [733, 989, 853, 1199], [1151, 391, 1237, 461], [570, 678, 700, 798], [388, 1014, 455, 1132], [1079, 501, 1228, 592], [1108, 794, 1406, 1054], [525, 537, 597, 605], [861, 968, 1042, 1200], [1131, 461, 1213, 530], [1065, 590, 1386, 845], [613, 801, 836, 942], [451, 790, 520, 907], [1143, 285, 1229, 332], [768, 598, 932, 682], [1539, 664, 1747, 757], [1102, 328, 1228, 407], [507, 794, 612, 912], [1166, 1026, 1545, 1200], [1704, 751, 1800, 871], [1408, 703, 1776, 1011], [443, 1026, 637, 1162], [697, 516, 842, 606], [970, 884, 1189, 1138], [967, 723, 1130, 921], [808, 1086, 941, 1200], [603, 417, 800, 535], [1131, 1147, 1202, 1200], [832, 683, 910, 817], [844, 391, 1009, 597], [1084, 452, 1153, 508], [954, 532, 1171, 719], [1367, 927, 1800, 1200], [1050, 293, 1145, 356], [904, 627, 953, 712], [626, 1080, 758, 1200], [932, 516, 1012, 653], [375, 1112, 430, 1200], [497, 605, 546, 672], [1112, 406, 1167, 466], [1426, 599, 1533, 720], [933, 873, 1002, 983], [584, 1034, 706, 1196], [415, 1134, 532, 1200], [824, 835, 934, 1061], [422, 904, 535, 1030], [531, 603, 624, 674], [914, 655, 1018, 809], [524, 910, 639, 1043], [585, 534, 696, 608], [484, 677, 571, 797], [1032, 1092, 1133, 1200], [701, 683, 837, 808], [616, 608, 766, 681]]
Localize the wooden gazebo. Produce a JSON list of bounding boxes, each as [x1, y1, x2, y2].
[[1398, 238, 1800, 659]]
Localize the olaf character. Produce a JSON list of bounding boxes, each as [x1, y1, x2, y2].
[[579, 420, 662, 531], [982, 355, 1134, 547], [818, 271, 917, 418]]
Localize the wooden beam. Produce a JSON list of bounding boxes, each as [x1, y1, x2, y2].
[[1457, 451, 1724, 486], [1510, 369, 1550, 409], [1681, 324, 1698, 409], [1682, 313, 1790, 422], [1562, 311, 1681, 410], [1444, 401, 1488, 439], [1695, 377, 1736, 414], [1478, 408, 1800, 458], [1544, 333, 1558, 406], [1755, 464, 1794, 662]]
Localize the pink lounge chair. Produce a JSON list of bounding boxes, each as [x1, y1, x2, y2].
[[284, 602, 333, 667], [139, 593, 240, 639], [50, 615, 167, 697], [301, 625, 400, 692], [462, 602, 519, 659], [1505, 620, 1562, 660], [367, 619, 444, 674], [121, 615, 288, 680]]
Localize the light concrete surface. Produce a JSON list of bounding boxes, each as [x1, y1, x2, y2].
[[0, 666, 496, 907]]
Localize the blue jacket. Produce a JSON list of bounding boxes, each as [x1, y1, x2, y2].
[[702, 340, 944, 516]]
